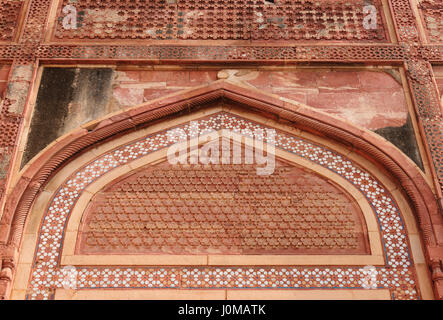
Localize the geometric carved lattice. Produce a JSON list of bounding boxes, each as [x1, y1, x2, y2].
[[79, 160, 367, 255], [423, 118, 443, 189], [30, 44, 408, 61], [0, 0, 441, 301], [26, 112, 418, 300], [419, 0, 443, 43]]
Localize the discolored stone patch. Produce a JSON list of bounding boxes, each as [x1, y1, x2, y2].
[[374, 116, 424, 170]]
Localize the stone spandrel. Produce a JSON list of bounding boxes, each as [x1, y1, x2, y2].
[[0, 0, 23, 42], [78, 160, 368, 255]]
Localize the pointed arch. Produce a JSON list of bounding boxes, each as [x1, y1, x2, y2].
[[1, 80, 441, 299]]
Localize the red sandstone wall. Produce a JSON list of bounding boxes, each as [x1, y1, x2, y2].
[[112, 69, 407, 131], [0, 64, 10, 98]]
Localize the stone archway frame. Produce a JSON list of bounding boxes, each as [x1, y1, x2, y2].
[[12, 107, 433, 300], [58, 127, 383, 266], [1, 80, 439, 299]]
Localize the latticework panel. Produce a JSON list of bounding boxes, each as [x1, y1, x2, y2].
[[53, 0, 388, 42], [0, 0, 24, 42], [419, 0, 443, 43]]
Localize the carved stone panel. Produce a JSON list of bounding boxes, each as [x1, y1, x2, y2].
[[78, 159, 368, 255]]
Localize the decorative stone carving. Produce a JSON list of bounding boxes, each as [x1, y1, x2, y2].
[[79, 160, 367, 255]]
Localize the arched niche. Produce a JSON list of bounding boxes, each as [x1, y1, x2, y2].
[[10, 103, 434, 300]]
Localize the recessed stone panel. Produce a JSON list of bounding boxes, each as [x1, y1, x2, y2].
[[78, 158, 368, 255]]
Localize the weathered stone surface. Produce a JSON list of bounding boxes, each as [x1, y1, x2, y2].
[[52, 0, 388, 42], [0, 65, 10, 99], [434, 65, 443, 104], [0, 0, 441, 301], [5, 81, 29, 114], [24, 68, 423, 167]]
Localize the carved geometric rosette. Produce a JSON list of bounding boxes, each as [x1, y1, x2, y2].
[[418, 0, 443, 43]]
